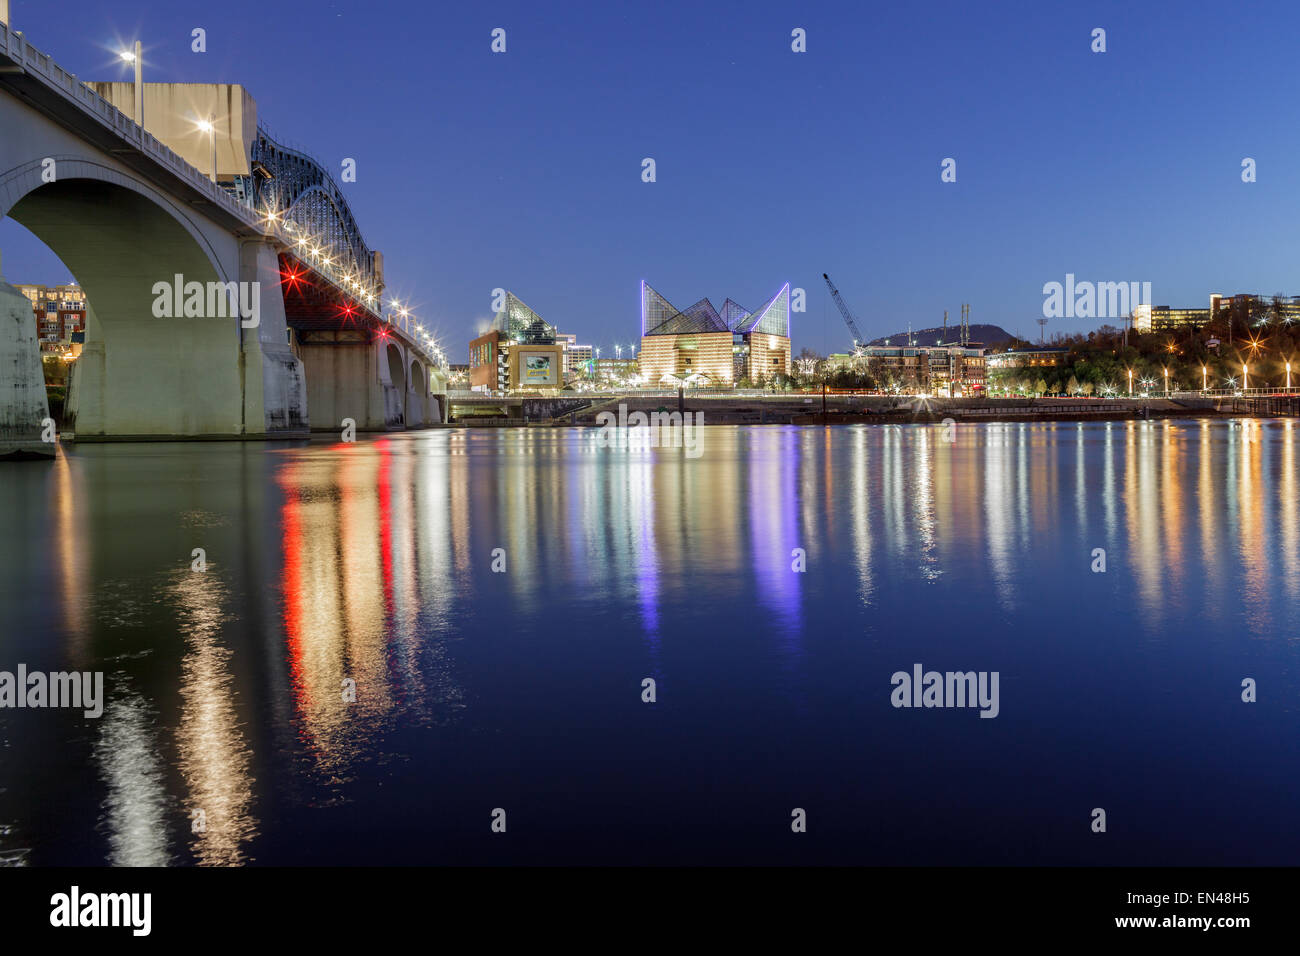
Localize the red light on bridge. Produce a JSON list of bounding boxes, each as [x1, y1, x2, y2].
[[280, 268, 307, 295]]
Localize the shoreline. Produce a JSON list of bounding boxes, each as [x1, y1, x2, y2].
[[448, 394, 1299, 427]]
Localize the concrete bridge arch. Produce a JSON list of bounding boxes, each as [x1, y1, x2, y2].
[[3, 159, 251, 437]]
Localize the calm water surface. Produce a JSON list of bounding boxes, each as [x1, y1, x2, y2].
[[1, 420, 1297, 865]]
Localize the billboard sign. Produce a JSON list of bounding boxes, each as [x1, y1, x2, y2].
[[523, 353, 556, 384]]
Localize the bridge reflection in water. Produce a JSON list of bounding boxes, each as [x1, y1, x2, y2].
[[0, 420, 1298, 864]]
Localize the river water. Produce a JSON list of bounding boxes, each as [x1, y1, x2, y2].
[[1, 420, 1297, 865]]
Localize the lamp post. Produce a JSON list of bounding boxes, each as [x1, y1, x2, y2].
[[1163, 367, 1169, 396], [118, 41, 144, 125], [1202, 365, 1208, 392], [197, 115, 216, 183], [119, 42, 143, 125], [1287, 360, 1293, 391], [1127, 368, 1133, 396], [1243, 361, 1249, 391]]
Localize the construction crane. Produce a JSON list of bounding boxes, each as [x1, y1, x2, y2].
[[823, 273, 866, 350]]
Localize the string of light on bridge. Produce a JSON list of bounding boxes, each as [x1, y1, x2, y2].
[[258, 207, 448, 370], [107, 41, 446, 371]]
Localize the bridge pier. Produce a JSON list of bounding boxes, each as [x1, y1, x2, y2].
[[298, 331, 392, 433], [63, 305, 104, 435], [406, 358, 447, 427], [257, 327, 448, 435], [241, 242, 308, 437], [0, 258, 53, 459]]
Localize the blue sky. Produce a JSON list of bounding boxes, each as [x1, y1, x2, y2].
[[4, 0, 1300, 356]]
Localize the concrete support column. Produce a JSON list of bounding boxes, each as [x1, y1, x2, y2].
[[406, 361, 429, 427], [0, 253, 53, 459], [299, 330, 390, 432], [64, 305, 105, 435], [240, 241, 307, 436], [429, 366, 449, 424], [381, 340, 405, 429]]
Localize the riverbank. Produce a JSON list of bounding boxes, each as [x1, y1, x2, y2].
[[448, 394, 1298, 426]]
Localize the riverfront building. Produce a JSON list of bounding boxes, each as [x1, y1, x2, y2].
[[16, 283, 86, 356], [468, 291, 565, 393], [595, 357, 638, 380], [985, 347, 1068, 369], [860, 343, 986, 395], [639, 281, 792, 386]]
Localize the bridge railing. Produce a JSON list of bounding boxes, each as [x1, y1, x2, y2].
[[1169, 387, 1298, 398], [0, 22, 255, 230], [377, 310, 447, 371]]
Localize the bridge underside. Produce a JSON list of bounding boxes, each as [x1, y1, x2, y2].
[[279, 255, 444, 433]]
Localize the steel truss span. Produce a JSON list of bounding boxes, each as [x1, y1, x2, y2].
[[244, 128, 375, 286]]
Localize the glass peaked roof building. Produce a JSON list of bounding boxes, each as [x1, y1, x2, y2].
[[469, 290, 567, 393], [493, 291, 557, 344], [639, 281, 792, 386], [641, 282, 791, 338]]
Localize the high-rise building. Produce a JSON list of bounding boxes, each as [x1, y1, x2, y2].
[[555, 332, 594, 378], [565, 343, 593, 377], [638, 281, 791, 387]]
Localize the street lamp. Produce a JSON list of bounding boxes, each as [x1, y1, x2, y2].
[[120, 41, 143, 125], [1127, 368, 1133, 396], [1163, 367, 1169, 395], [197, 114, 216, 184], [1288, 361, 1293, 391], [1243, 361, 1249, 390], [1202, 365, 1208, 391]]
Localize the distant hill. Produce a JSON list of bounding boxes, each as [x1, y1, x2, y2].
[[866, 323, 1016, 348]]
